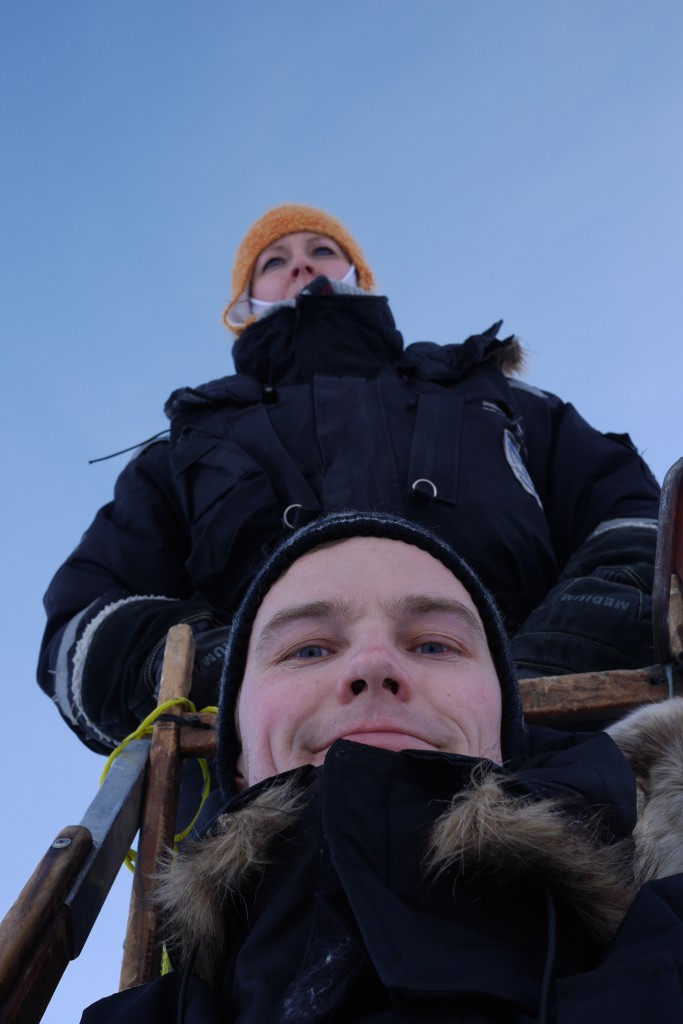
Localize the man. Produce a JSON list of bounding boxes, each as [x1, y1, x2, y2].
[[81, 512, 683, 1024], [40, 204, 660, 758]]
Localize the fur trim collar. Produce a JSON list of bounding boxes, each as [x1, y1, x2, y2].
[[155, 779, 305, 982], [607, 698, 683, 881], [426, 767, 636, 944], [156, 769, 637, 978], [490, 336, 525, 376]]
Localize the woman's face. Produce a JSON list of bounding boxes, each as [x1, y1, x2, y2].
[[250, 231, 351, 302]]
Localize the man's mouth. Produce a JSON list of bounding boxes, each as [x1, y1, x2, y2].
[[320, 726, 436, 754]]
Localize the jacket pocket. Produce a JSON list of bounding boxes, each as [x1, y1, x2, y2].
[[169, 428, 282, 605]]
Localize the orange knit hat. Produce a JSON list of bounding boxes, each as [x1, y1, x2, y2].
[[223, 204, 375, 333]]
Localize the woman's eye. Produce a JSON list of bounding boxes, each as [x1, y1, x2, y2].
[[261, 255, 283, 272], [312, 245, 334, 257], [293, 644, 329, 659]]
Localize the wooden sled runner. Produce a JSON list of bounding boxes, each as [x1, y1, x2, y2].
[[2, 457, 682, 1023]]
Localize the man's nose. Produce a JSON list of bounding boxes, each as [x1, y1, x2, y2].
[[337, 644, 411, 703]]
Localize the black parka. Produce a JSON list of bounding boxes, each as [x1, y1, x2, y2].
[[79, 729, 683, 1023], [40, 290, 660, 751]]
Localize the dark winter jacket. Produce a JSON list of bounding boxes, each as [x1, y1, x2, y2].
[[79, 711, 683, 1023], [40, 286, 660, 752]]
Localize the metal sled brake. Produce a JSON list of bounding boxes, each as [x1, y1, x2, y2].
[[2, 458, 682, 1024]]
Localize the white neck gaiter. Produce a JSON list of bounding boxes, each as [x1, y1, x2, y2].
[[250, 265, 358, 315]]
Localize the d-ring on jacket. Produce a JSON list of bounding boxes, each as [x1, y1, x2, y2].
[[39, 282, 660, 752]]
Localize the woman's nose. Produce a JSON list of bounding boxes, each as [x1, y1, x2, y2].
[[290, 256, 314, 278]]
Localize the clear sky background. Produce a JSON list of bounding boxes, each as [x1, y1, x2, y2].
[[1, 1, 681, 1019]]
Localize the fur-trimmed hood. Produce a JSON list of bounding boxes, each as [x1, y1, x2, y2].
[[76, 717, 683, 1024], [607, 697, 683, 881], [156, 779, 306, 979], [489, 334, 525, 375], [156, 753, 639, 981]]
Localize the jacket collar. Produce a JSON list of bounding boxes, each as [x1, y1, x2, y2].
[[231, 278, 404, 386], [155, 743, 638, 980]]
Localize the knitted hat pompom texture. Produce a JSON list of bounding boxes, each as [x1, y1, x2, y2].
[[223, 204, 375, 334], [217, 511, 528, 795]]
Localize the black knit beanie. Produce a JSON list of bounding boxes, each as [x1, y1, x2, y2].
[[217, 511, 528, 795]]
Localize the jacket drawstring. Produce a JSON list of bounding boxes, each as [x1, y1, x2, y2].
[[537, 881, 558, 1024], [177, 944, 199, 1024]]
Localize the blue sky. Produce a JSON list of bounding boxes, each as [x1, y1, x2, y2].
[[1, 2, 681, 1018]]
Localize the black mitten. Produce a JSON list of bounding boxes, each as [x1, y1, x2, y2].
[[512, 522, 657, 679]]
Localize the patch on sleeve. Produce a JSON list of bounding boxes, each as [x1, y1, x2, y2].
[[503, 429, 543, 509]]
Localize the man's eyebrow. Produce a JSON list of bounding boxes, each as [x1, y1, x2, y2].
[[385, 595, 488, 643], [254, 594, 487, 653], [253, 599, 354, 654]]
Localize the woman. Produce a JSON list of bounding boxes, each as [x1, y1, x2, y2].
[[39, 204, 659, 754]]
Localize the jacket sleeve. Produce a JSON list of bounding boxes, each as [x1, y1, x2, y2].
[[555, 873, 683, 1022], [508, 384, 661, 678], [38, 440, 228, 753]]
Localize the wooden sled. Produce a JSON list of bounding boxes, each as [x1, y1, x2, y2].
[[1, 457, 682, 1022]]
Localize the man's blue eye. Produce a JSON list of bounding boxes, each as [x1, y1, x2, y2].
[[417, 641, 448, 654], [295, 644, 327, 659]]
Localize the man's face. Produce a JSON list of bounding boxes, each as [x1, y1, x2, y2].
[[235, 538, 503, 787]]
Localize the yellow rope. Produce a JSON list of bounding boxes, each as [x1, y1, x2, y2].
[[99, 700, 219, 974], [161, 944, 173, 976], [99, 698, 197, 787], [99, 701, 219, 875]]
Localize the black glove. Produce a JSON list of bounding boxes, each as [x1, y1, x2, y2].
[[512, 523, 657, 679], [512, 572, 653, 678], [78, 597, 227, 745], [185, 625, 231, 709], [144, 622, 231, 711]]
